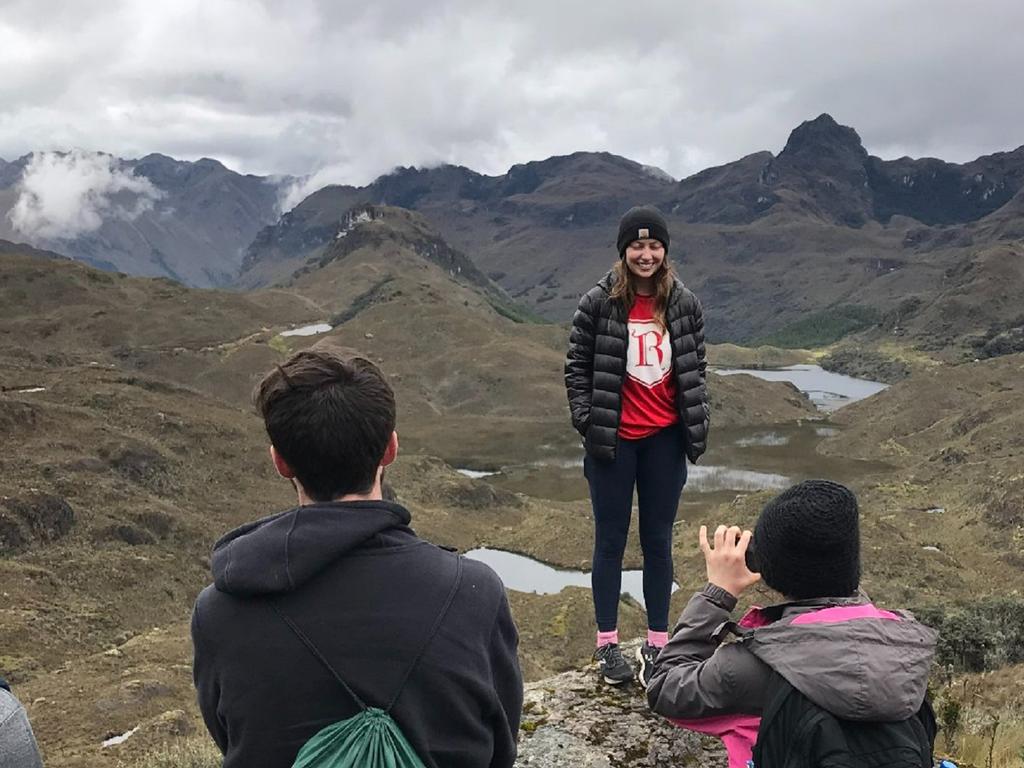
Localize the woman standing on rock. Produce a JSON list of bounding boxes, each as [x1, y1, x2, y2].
[[565, 205, 710, 687]]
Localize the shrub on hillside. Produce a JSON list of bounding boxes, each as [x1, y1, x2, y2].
[[916, 598, 1024, 673], [755, 305, 880, 348]]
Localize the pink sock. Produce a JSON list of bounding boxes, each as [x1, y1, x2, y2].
[[596, 629, 619, 647], [647, 630, 669, 648]]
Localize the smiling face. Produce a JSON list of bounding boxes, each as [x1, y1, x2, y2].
[[623, 238, 666, 281]]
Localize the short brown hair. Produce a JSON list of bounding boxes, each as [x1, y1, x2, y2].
[[253, 349, 396, 501]]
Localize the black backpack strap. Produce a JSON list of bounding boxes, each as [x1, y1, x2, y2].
[[752, 670, 798, 768], [271, 552, 464, 715], [711, 620, 753, 644], [758, 669, 795, 736], [914, 697, 938, 765], [386, 555, 462, 712], [270, 602, 369, 711]]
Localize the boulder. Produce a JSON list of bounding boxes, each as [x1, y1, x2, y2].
[[515, 640, 726, 767]]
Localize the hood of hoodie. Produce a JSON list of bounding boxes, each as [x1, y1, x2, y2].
[[743, 601, 938, 722], [211, 500, 414, 596]]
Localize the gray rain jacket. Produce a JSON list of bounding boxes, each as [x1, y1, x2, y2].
[[1, 683, 44, 768], [647, 584, 938, 768]]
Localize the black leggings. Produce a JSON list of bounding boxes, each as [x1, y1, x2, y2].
[[585, 425, 687, 633]]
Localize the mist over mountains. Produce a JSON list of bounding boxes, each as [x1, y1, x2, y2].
[[3, 114, 1023, 350], [0, 151, 286, 287], [273, 113, 1022, 234]]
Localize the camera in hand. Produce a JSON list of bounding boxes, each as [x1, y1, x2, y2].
[[744, 538, 759, 574]]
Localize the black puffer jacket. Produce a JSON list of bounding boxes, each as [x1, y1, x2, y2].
[[565, 271, 709, 463]]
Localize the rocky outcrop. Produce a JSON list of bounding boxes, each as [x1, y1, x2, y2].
[[819, 347, 912, 383], [0, 492, 74, 554], [515, 641, 727, 768]]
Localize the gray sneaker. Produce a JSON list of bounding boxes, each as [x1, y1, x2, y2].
[[636, 641, 660, 689], [594, 643, 634, 685]]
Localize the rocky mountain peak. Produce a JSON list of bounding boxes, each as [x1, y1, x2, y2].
[[764, 114, 873, 226], [194, 157, 227, 170], [305, 204, 495, 290], [136, 152, 177, 166], [780, 113, 868, 162], [0, 154, 30, 187], [501, 151, 670, 189], [131, 153, 196, 186], [372, 163, 485, 206]]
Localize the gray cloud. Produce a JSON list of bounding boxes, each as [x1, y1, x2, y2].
[[0, 0, 1021, 206]]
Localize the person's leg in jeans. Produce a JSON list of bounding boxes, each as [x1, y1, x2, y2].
[[585, 439, 638, 642], [635, 425, 687, 646]]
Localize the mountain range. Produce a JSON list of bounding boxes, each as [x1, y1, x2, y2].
[[0, 152, 284, 287], [241, 114, 1024, 352], [3, 113, 1024, 353]]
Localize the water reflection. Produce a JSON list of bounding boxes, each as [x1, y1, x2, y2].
[[280, 322, 333, 337], [714, 365, 888, 411], [456, 468, 499, 479], [687, 465, 791, 492], [734, 432, 789, 447], [451, 421, 892, 521], [465, 547, 677, 607], [458, 457, 791, 494]]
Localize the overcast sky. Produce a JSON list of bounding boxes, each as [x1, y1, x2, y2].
[[2, 0, 1022, 195]]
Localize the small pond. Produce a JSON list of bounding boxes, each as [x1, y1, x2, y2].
[[280, 322, 333, 337], [450, 363, 893, 520], [465, 547, 677, 607], [713, 364, 888, 411]]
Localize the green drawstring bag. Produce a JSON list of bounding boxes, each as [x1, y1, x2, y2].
[[292, 708, 425, 768], [273, 556, 463, 768]]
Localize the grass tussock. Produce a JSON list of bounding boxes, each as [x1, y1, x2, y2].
[[268, 334, 291, 355], [931, 666, 1024, 768], [122, 738, 221, 768]]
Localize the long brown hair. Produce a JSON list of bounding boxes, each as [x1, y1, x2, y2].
[[609, 258, 676, 330]]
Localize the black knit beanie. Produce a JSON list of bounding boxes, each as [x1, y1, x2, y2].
[[616, 205, 670, 257], [753, 480, 861, 600]]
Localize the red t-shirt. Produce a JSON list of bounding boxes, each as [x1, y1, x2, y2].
[[618, 295, 678, 440]]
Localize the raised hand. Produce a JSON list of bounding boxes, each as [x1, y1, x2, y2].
[[699, 524, 761, 598]]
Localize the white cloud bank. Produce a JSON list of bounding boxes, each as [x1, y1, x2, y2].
[[0, 0, 1022, 207], [9, 150, 163, 240]]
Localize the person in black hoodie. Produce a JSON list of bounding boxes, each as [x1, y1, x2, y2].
[[191, 349, 523, 768]]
